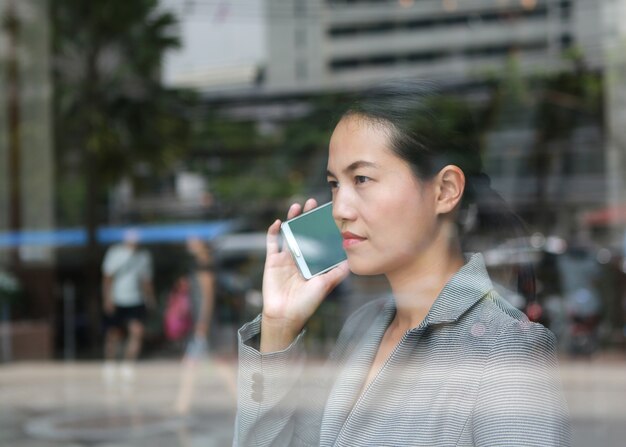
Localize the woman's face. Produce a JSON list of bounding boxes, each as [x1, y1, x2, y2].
[[327, 115, 441, 277]]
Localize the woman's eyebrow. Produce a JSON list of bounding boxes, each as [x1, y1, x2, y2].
[[327, 160, 379, 177]]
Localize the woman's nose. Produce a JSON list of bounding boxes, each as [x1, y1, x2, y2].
[[332, 189, 357, 223]]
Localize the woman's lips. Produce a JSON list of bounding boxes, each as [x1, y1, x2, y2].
[[341, 231, 365, 249]]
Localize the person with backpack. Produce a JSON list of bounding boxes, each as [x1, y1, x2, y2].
[[173, 237, 216, 414]]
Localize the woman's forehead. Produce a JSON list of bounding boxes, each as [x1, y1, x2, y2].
[[330, 116, 391, 152], [328, 125, 410, 176], [335, 114, 392, 136]]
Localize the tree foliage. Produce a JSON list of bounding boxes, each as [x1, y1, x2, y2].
[[50, 0, 196, 342], [51, 0, 195, 225]]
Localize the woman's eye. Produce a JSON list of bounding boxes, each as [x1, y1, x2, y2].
[[327, 180, 339, 189], [355, 175, 370, 184]]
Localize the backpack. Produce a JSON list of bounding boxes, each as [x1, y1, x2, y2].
[[164, 278, 193, 341]]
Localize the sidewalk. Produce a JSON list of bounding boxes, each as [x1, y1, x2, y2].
[[1, 354, 626, 446], [559, 352, 626, 447], [0, 358, 238, 446]]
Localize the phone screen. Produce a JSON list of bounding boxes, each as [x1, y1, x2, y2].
[[286, 203, 346, 277]]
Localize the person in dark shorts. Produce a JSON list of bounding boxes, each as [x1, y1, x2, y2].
[[101, 229, 156, 384]]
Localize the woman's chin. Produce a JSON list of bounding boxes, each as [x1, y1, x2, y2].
[[347, 259, 382, 277]]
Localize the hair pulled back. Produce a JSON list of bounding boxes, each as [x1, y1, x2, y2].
[[342, 80, 482, 180], [341, 80, 535, 299]]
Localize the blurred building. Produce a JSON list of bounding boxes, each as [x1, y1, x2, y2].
[[163, 0, 604, 95], [0, 0, 55, 359], [107, 171, 215, 223], [156, 1, 626, 247], [264, 0, 603, 92], [604, 0, 626, 246], [485, 125, 606, 239], [0, 0, 55, 266], [161, 0, 266, 92], [263, 0, 613, 241]]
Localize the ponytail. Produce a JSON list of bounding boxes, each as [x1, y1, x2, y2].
[[463, 173, 536, 301]]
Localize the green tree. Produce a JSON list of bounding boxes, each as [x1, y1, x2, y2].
[[51, 0, 194, 343], [530, 49, 603, 230], [482, 50, 603, 230], [185, 97, 341, 222]]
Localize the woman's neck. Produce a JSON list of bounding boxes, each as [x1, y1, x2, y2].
[[386, 242, 465, 332]]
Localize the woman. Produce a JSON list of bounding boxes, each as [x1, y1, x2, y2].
[[174, 237, 216, 414], [234, 82, 571, 446]]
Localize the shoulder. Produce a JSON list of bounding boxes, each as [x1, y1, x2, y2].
[[474, 293, 562, 408], [104, 244, 123, 257], [471, 291, 571, 445], [472, 314, 570, 444], [487, 291, 529, 326], [474, 288, 557, 358], [102, 244, 124, 269], [492, 317, 557, 361], [480, 294, 558, 370]]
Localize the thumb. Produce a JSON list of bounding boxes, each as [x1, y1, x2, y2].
[[320, 261, 350, 293]]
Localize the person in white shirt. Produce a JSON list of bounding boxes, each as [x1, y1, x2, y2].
[[101, 229, 155, 383]]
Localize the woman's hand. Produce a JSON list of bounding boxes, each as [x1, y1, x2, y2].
[[260, 198, 349, 353]]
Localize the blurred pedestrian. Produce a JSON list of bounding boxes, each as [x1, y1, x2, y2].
[[101, 229, 155, 385], [557, 241, 603, 356], [174, 237, 217, 414]]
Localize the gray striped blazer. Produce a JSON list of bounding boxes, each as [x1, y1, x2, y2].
[[234, 253, 571, 446]]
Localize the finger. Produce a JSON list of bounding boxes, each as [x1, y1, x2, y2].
[[287, 202, 302, 220], [303, 198, 318, 213], [266, 219, 281, 256], [320, 260, 350, 292]]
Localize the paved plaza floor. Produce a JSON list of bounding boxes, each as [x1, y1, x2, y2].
[[0, 358, 238, 446], [1, 353, 626, 446]]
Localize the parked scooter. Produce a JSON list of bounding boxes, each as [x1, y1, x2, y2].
[[566, 288, 601, 356]]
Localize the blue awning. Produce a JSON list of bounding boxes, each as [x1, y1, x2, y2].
[[0, 221, 238, 248]]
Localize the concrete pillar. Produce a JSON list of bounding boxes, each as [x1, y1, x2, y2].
[[604, 0, 626, 248]]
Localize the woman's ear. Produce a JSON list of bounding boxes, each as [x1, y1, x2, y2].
[[434, 165, 465, 215]]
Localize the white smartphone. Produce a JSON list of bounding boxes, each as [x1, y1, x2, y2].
[[280, 201, 347, 280]]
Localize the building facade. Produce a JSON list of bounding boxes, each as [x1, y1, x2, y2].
[[265, 0, 603, 92]]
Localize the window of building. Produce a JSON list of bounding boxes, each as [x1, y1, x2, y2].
[[295, 27, 307, 47], [327, 6, 549, 38], [296, 59, 308, 79], [329, 41, 547, 72]]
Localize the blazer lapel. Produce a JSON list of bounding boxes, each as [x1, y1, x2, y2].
[[319, 299, 395, 447]]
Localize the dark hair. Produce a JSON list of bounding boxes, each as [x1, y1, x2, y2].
[[341, 80, 535, 299], [342, 80, 482, 180]]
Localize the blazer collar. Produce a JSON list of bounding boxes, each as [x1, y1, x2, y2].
[[368, 254, 494, 330], [320, 254, 493, 446], [416, 252, 494, 327]]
